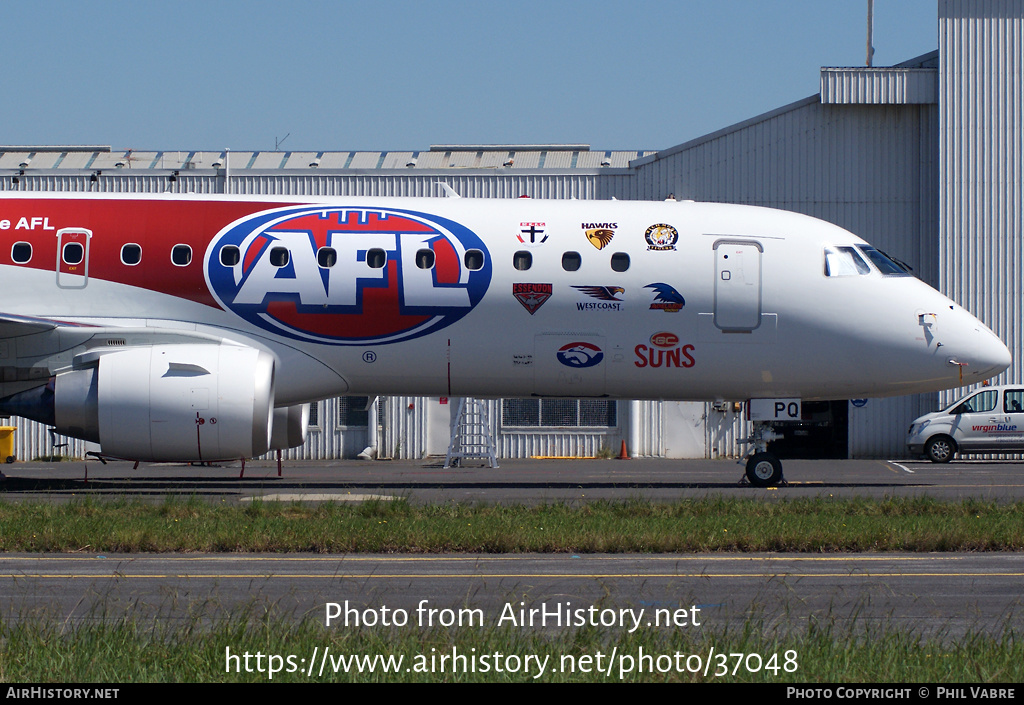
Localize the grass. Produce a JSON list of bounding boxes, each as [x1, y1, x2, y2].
[[3, 496, 1022, 683], [0, 610, 1020, 682], [0, 495, 1023, 552]]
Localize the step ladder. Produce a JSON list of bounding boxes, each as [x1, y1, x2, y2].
[[444, 397, 498, 468]]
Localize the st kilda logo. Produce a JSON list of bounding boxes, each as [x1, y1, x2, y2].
[[206, 206, 491, 345], [634, 331, 695, 368]]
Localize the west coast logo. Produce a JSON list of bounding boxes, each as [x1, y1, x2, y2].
[[206, 206, 491, 345], [556, 342, 604, 368], [572, 285, 624, 312], [513, 283, 552, 315], [635, 332, 695, 368]]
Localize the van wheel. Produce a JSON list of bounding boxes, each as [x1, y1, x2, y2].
[[925, 436, 956, 463]]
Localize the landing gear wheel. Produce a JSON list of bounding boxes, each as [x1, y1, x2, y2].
[[746, 452, 783, 487], [925, 436, 955, 463]]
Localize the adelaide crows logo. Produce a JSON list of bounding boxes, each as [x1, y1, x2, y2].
[[206, 206, 491, 344]]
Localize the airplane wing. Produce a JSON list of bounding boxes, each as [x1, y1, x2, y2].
[[0, 312, 62, 337]]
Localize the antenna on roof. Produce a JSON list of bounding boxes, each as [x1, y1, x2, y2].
[[275, 133, 290, 150], [439, 182, 461, 198], [866, 0, 875, 67]]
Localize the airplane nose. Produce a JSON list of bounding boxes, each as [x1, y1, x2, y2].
[[971, 326, 1012, 379]]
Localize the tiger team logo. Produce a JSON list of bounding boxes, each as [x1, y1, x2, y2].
[[645, 223, 678, 251]]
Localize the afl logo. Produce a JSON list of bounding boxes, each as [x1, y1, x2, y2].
[[556, 342, 604, 368], [205, 206, 491, 345]]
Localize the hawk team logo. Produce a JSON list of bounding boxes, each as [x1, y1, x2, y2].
[[645, 223, 678, 251], [517, 222, 548, 247], [513, 283, 553, 315], [556, 342, 604, 368], [582, 222, 617, 250], [645, 283, 685, 312], [206, 206, 491, 345]]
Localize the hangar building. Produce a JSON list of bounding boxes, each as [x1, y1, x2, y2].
[[0, 0, 1020, 462]]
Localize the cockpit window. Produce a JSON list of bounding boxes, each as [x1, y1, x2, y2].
[[824, 246, 870, 277], [858, 246, 912, 276]]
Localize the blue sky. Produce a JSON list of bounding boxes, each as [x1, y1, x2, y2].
[[1, 1, 938, 152]]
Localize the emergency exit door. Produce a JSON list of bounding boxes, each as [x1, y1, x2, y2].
[[714, 239, 762, 331], [56, 228, 92, 289]]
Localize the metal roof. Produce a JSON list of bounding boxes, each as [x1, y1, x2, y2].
[[0, 145, 655, 173]]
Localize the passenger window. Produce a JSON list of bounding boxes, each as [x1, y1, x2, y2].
[[513, 251, 532, 271], [464, 249, 484, 270], [1005, 390, 1024, 413], [562, 251, 581, 272], [11, 242, 31, 264], [824, 246, 870, 276], [220, 246, 240, 266], [317, 247, 337, 268], [171, 244, 192, 266], [269, 247, 289, 267], [63, 243, 84, 265], [610, 252, 630, 272], [953, 390, 998, 414], [121, 244, 142, 266], [366, 248, 386, 269], [416, 249, 435, 269]]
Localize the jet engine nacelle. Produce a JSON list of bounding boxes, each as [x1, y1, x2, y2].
[[54, 344, 275, 462], [270, 403, 310, 451]]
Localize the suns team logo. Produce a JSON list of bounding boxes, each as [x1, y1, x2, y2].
[[205, 206, 491, 344]]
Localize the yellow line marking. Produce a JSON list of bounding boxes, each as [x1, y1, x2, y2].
[[5, 572, 1024, 579], [3, 554, 967, 563]]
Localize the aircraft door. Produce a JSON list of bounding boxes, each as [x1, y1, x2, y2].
[[56, 228, 93, 289], [714, 240, 762, 331]]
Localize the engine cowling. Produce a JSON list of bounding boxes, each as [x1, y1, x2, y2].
[[54, 344, 275, 461], [270, 403, 310, 450]]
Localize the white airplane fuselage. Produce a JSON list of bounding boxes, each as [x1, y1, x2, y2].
[[0, 192, 1011, 463]]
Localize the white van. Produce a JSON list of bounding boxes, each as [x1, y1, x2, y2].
[[907, 384, 1024, 462]]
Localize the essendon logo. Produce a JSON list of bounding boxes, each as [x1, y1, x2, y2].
[[206, 206, 490, 345], [513, 283, 552, 315]]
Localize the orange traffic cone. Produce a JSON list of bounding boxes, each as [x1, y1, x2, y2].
[[618, 440, 630, 460]]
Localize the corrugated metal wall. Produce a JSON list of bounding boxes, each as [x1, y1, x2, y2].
[[938, 0, 1024, 406]]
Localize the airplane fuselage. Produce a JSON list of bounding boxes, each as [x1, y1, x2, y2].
[[0, 193, 1010, 411]]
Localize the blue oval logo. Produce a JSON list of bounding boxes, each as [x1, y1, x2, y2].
[[556, 342, 604, 368], [205, 206, 491, 345]]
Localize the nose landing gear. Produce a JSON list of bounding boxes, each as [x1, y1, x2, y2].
[[740, 421, 786, 487]]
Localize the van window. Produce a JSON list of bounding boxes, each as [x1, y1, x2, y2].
[[952, 390, 998, 414], [1005, 390, 1024, 413]]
